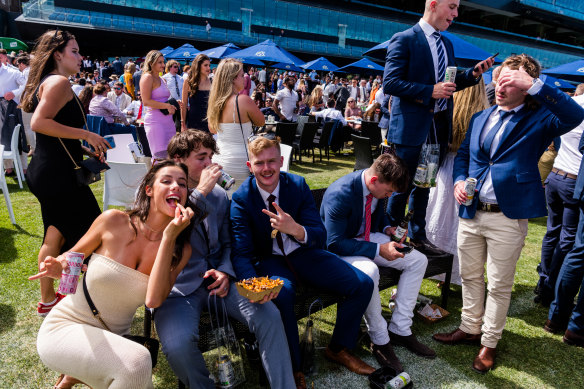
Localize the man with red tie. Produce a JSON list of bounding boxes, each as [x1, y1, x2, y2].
[[320, 154, 435, 372]]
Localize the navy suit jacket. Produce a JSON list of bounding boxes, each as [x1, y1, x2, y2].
[[320, 171, 390, 259], [230, 172, 326, 280], [454, 83, 584, 220], [169, 185, 235, 297], [383, 23, 477, 146]]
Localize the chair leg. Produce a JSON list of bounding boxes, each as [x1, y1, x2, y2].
[[312, 148, 315, 163], [13, 157, 23, 189], [2, 181, 16, 224]]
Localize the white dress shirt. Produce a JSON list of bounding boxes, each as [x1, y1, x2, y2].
[[257, 182, 308, 256], [312, 107, 347, 126], [0, 63, 26, 104], [162, 72, 183, 101], [275, 87, 298, 121], [553, 94, 584, 175], [419, 18, 451, 113]]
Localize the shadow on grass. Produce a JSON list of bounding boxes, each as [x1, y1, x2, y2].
[[0, 225, 43, 264], [0, 304, 16, 333]]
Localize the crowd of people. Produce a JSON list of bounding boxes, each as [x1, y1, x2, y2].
[[2, 0, 584, 388]]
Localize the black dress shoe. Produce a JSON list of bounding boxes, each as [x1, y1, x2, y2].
[[371, 342, 403, 372], [543, 319, 565, 334], [410, 239, 448, 257], [563, 329, 584, 347], [389, 330, 436, 359]]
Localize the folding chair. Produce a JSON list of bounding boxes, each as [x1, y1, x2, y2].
[[103, 161, 148, 210], [0, 145, 16, 224], [2, 124, 24, 189]]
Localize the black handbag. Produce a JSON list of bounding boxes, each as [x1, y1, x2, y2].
[[59, 138, 109, 187], [160, 97, 180, 115], [82, 265, 159, 367]]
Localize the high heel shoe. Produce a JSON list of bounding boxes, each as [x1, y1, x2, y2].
[[54, 374, 65, 389]]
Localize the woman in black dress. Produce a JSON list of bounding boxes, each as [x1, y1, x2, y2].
[[180, 53, 211, 133], [20, 29, 111, 316]]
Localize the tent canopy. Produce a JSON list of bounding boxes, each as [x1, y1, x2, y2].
[[337, 58, 384, 76], [226, 39, 303, 66], [159, 46, 174, 56], [199, 43, 241, 59], [300, 57, 339, 72], [0, 37, 28, 52], [165, 44, 200, 61], [542, 59, 584, 82]]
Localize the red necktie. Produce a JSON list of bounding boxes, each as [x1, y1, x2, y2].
[[363, 193, 373, 242], [137, 103, 142, 120]]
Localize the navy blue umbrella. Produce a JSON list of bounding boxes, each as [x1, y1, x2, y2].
[[199, 43, 241, 60], [165, 44, 200, 61], [159, 46, 174, 56], [226, 39, 303, 65], [540, 75, 575, 90], [337, 58, 384, 75], [364, 32, 502, 68], [542, 59, 584, 82], [300, 57, 339, 72], [270, 62, 305, 73]]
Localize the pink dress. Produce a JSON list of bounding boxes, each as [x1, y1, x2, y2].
[[144, 79, 175, 158]]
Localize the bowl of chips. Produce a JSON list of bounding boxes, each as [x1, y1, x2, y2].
[[236, 276, 284, 301]]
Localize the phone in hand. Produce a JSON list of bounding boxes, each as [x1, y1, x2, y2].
[[396, 243, 414, 255], [104, 135, 116, 149], [475, 52, 499, 72]]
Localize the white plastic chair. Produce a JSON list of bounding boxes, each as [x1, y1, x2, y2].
[[103, 161, 148, 210], [0, 145, 16, 224], [105, 134, 137, 163], [281, 144, 293, 172], [2, 124, 24, 189]]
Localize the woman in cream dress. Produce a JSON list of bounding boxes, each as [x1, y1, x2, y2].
[[31, 161, 195, 389], [207, 58, 265, 193]]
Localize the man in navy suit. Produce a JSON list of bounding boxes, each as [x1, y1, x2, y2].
[[433, 54, 584, 373], [321, 154, 435, 372], [231, 137, 374, 388], [383, 0, 493, 256], [155, 131, 295, 388]]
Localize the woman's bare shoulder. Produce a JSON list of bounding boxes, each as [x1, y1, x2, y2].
[[100, 209, 132, 226]]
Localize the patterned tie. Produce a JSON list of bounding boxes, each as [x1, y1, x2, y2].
[[173, 74, 180, 99], [481, 110, 513, 155], [363, 193, 373, 242], [268, 194, 298, 279], [433, 31, 447, 112]]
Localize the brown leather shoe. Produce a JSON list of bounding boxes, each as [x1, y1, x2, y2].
[[324, 347, 375, 375], [293, 371, 307, 389], [563, 329, 584, 347], [472, 345, 496, 374], [370, 342, 403, 372], [433, 328, 481, 345], [544, 319, 565, 335], [389, 330, 436, 358]]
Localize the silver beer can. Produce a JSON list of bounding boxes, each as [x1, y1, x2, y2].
[[387, 372, 411, 388], [218, 170, 236, 190], [413, 165, 428, 187], [444, 66, 457, 83], [463, 177, 477, 206]]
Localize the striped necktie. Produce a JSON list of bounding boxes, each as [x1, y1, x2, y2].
[[173, 75, 180, 99], [363, 193, 373, 242], [433, 31, 447, 112], [482, 110, 513, 155]]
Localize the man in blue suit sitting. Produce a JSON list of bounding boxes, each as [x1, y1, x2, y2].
[[433, 54, 584, 373], [383, 0, 493, 256], [155, 131, 295, 388], [320, 154, 435, 372], [231, 136, 374, 388]]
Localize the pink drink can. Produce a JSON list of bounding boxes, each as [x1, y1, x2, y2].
[[57, 252, 85, 295]]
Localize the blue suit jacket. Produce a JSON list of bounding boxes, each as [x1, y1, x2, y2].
[[383, 23, 477, 146], [170, 185, 235, 297], [320, 171, 390, 259], [453, 83, 584, 219], [230, 172, 326, 280]]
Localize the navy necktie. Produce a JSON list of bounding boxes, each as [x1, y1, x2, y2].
[[482, 110, 513, 155], [433, 31, 447, 111]]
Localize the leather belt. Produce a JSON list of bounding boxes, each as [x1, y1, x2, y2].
[[477, 201, 501, 213], [551, 167, 577, 180]]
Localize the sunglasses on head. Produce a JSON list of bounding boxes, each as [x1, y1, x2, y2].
[[248, 132, 277, 143]]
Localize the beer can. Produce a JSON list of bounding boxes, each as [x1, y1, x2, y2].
[[413, 165, 428, 187], [463, 177, 477, 206], [387, 372, 411, 388], [57, 252, 84, 295], [427, 162, 438, 187], [217, 355, 235, 388], [218, 170, 236, 190], [444, 66, 457, 83]]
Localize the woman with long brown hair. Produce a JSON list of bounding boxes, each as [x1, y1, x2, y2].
[[31, 160, 195, 389], [21, 29, 111, 317], [139, 50, 177, 158], [180, 53, 211, 132], [207, 58, 264, 192], [425, 81, 489, 285]]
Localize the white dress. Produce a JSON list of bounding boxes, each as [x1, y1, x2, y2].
[[213, 99, 253, 194], [425, 152, 462, 285]]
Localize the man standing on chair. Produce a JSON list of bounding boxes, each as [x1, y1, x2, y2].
[[155, 131, 295, 389], [433, 54, 584, 373], [320, 154, 435, 372], [383, 0, 493, 256], [230, 137, 374, 388]]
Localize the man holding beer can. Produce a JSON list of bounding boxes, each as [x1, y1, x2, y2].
[[433, 54, 584, 373], [383, 0, 494, 256]]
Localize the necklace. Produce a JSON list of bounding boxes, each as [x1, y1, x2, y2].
[[141, 221, 163, 241]]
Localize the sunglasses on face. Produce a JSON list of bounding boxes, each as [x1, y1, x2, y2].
[[114, 87, 121, 90]]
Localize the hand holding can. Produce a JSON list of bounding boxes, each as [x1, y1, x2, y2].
[[57, 252, 85, 295]]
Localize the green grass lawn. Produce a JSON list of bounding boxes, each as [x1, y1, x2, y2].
[[1, 152, 583, 388]]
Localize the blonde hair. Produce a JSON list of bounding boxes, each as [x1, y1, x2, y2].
[[248, 136, 280, 157], [207, 58, 243, 132], [165, 59, 179, 74], [451, 82, 489, 152], [308, 85, 323, 108], [143, 50, 164, 74]]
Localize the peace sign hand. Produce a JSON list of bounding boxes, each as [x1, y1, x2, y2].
[[261, 202, 305, 241]]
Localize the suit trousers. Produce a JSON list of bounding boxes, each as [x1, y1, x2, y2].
[[538, 171, 579, 301], [548, 204, 584, 334], [338, 233, 428, 345], [457, 212, 528, 348], [154, 282, 294, 389], [256, 247, 373, 371]]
